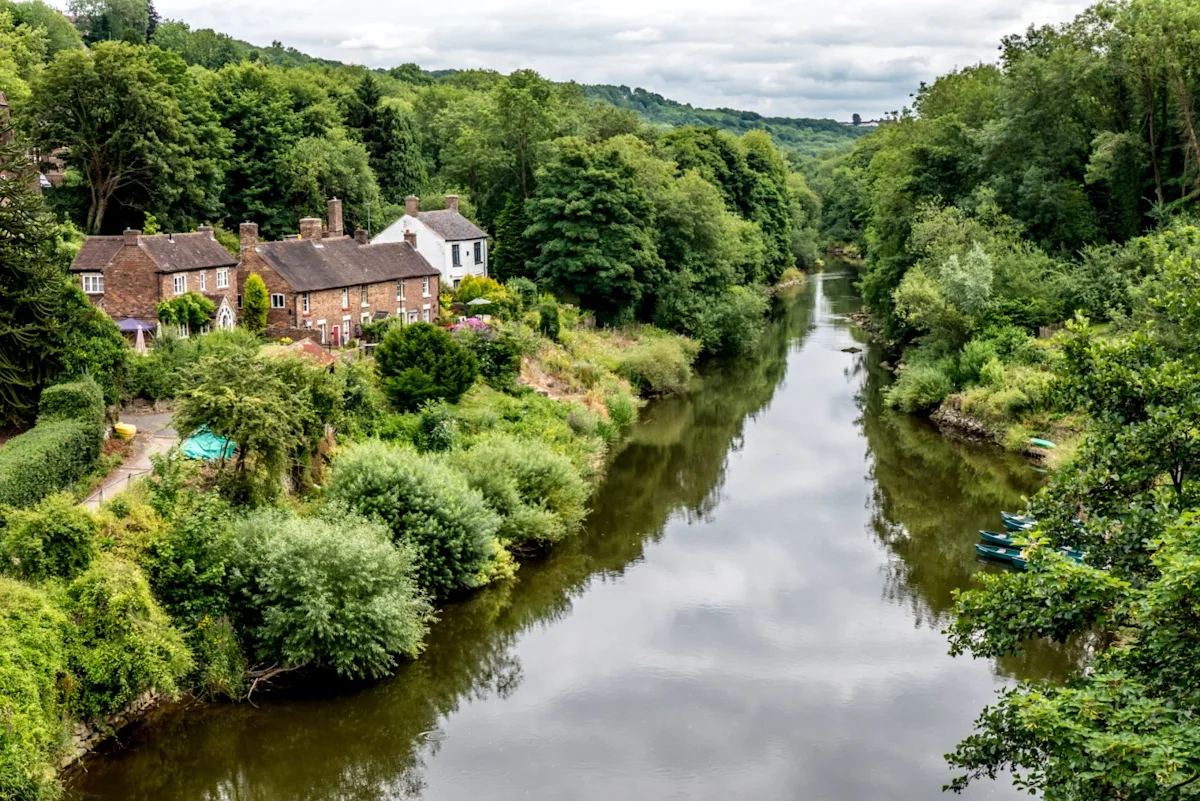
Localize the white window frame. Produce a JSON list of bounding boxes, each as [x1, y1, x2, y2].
[[82, 273, 104, 294], [361, 285, 369, 306], [422, 304, 431, 323], [270, 293, 285, 309], [216, 268, 229, 289], [199, 272, 207, 292], [397, 280, 405, 301], [422, 276, 430, 297], [317, 320, 327, 343], [451, 243, 461, 267], [301, 292, 310, 314], [361, 312, 371, 325], [173, 274, 187, 295], [342, 288, 349, 308], [408, 310, 418, 323]]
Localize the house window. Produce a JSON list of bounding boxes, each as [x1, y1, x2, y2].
[[361, 312, 371, 325], [341, 288, 349, 308], [173, 274, 187, 295], [361, 285, 369, 306], [216, 269, 229, 289], [474, 241, 483, 264], [318, 320, 327, 343], [270, 294, 285, 309], [397, 280, 405, 301], [408, 310, 418, 323], [452, 243, 461, 267], [422, 277, 430, 297], [199, 272, 207, 292], [453, 278, 461, 290], [82, 273, 104, 294], [237, 294, 242, 309], [422, 307, 431, 322], [301, 292, 310, 314]]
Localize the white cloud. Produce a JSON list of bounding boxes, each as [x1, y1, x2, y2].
[[148, 0, 1094, 120]]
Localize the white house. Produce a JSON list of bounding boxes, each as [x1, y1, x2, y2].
[[372, 195, 488, 289]]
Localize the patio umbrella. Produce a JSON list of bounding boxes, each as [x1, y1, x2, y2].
[[134, 324, 148, 355], [466, 297, 493, 306]]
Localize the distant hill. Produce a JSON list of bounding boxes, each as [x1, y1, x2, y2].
[[583, 85, 867, 158]]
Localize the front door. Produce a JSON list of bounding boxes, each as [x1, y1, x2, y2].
[[331, 325, 340, 347]]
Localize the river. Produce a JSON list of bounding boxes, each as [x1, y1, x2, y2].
[[68, 273, 1071, 800]]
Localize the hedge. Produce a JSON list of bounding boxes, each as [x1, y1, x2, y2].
[[0, 420, 103, 508], [36, 376, 106, 429]]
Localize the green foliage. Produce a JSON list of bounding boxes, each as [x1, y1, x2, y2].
[[0, 578, 69, 801], [156, 291, 216, 331], [127, 327, 260, 402], [506, 276, 538, 313], [413, 400, 456, 452], [66, 556, 192, 719], [227, 508, 430, 678], [241, 273, 269, 335], [884, 359, 955, 413], [0, 493, 96, 581], [616, 333, 697, 396], [36, 375, 105, 428], [491, 195, 537, 280], [375, 322, 478, 411], [327, 440, 503, 597], [604, 390, 638, 427], [53, 287, 128, 405], [537, 296, 560, 340], [0, 419, 102, 508], [455, 435, 589, 548], [453, 323, 523, 390]]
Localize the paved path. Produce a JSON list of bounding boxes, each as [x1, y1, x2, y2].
[[82, 411, 178, 510]]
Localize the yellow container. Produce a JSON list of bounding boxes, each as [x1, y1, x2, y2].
[[113, 422, 137, 441]]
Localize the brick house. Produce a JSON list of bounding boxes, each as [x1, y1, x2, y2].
[[237, 199, 441, 346], [69, 227, 240, 331], [371, 195, 488, 290]]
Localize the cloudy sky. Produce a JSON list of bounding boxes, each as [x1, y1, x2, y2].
[[152, 0, 1092, 121]]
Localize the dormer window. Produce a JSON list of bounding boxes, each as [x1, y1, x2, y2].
[[82, 273, 104, 294]]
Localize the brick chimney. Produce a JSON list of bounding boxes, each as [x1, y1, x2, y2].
[[354, 227, 368, 244], [197, 225, 214, 238], [299, 217, 323, 241], [327, 198, 344, 238], [445, 194, 459, 213], [239, 222, 258, 252], [403, 230, 417, 247], [123, 228, 141, 246], [405, 195, 419, 217]]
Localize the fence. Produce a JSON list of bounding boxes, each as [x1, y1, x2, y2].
[[83, 467, 153, 509]]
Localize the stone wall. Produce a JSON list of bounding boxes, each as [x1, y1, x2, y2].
[[59, 689, 161, 770]]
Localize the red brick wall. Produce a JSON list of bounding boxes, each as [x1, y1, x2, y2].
[[238, 250, 296, 328], [90, 246, 159, 320], [295, 274, 439, 344], [156, 266, 237, 315]]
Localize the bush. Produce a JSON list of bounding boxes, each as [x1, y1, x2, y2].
[[37, 375, 106, 428], [141, 492, 233, 625], [414, 401, 457, 452], [605, 391, 638, 427], [55, 286, 128, 406], [455, 325, 524, 391], [376, 323, 478, 411], [66, 556, 193, 719], [507, 277, 538, 313], [619, 336, 696, 396], [885, 361, 955, 413], [957, 338, 998, 385], [455, 435, 589, 548], [242, 273, 269, 335], [0, 493, 96, 581], [0, 420, 103, 508], [0, 579, 70, 801], [327, 440, 503, 597], [538, 296, 560, 340], [227, 508, 430, 679]]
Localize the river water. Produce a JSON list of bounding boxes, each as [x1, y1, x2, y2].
[[69, 273, 1069, 801]]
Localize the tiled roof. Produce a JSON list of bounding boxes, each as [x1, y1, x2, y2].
[[69, 237, 124, 272], [417, 209, 487, 242], [69, 232, 237, 273], [141, 233, 237, 273], [255, 237, 440, 293]]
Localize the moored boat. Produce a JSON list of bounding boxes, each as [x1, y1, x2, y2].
[[979, 530, 1085, 561], [975, 543, 1028, 568]]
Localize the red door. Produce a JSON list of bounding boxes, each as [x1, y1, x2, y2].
[[331, 325, 340, 347]]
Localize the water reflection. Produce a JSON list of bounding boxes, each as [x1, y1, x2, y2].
[[70, 274, 1069, 801]]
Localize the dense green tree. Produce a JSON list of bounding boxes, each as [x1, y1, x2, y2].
[[241, 273, 268, 335], [375, 322, 478, 411], [69, 0, 149, 44], [490, 194, 537, 281], [344, 73, 426, 204], [527, 137, 664, 324], [5, 0, 83, 56]]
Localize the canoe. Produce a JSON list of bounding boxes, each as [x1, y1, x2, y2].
[[1030, 437, 1057, 449], [975, 543, 1028, 568], [1001, 511, 1037, 532], [980, 530, 1085, 561]]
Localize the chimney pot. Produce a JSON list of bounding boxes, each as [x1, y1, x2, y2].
[[403, 230, 417, 247], [196, 225, 214, 239], [405, 195, 419, 218], [327, 198, 344, 237], [299, 217, 323, 242], [123, 228, 141, 246], [354, 227, 368, 244], [239, 222, 259, 252], [445, 194, 459, 213]]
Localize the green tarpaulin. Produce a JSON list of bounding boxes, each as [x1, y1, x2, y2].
[[182, 428, 236, 461]]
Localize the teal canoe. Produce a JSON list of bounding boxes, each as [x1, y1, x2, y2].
[[979, 530, 1085, 561], [1001, 511, 1037, 532], [1030, 437, 1057, 449], [975, 543, 1028, 568]]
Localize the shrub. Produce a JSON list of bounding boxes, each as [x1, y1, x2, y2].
[[242, 273, 269, 334], [36, 375, 106, 428], [376, 323, 478, 411], [0, 579, 70, 801], [327, 440, 502, 597], [698, 286, 769, 357], [455, 325, 523, 391], [0, 493, 96, 581], [455, 435, 589, 548], [605, 391, 638, 427], [957, 338, 998, 385], [413, 401, 457, 452], [56, 287, 129, 406], [141, 492, 233, 625], [538, 296, 560, 340], [227, 508, 430, 679], [619, 336, 695, 396], [189, 614, 247, 700], [66, 556, 193, 719], [507, 277, 538, 313], [885, 361, 955, 413], [0, 420, 103, 508]]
